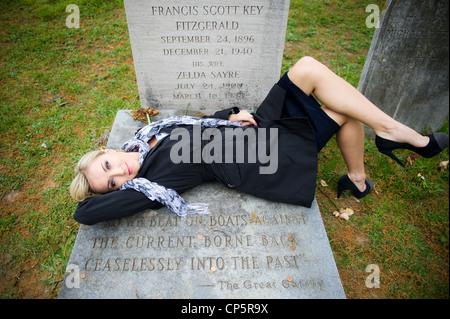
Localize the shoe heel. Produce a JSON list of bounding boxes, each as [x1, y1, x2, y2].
[[337, 175, 374, 199], [337, 186, 343, 198], [380, 150, 406, 168]]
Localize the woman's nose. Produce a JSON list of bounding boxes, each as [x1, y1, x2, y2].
[[111, 163, 127, 176]]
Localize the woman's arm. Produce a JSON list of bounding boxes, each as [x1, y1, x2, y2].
[[73, 188, 161, 225], [208, 107, 257, 126], [205, 107, 239, 120]]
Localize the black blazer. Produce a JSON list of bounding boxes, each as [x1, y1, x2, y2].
[[73, 84, 318, 225]]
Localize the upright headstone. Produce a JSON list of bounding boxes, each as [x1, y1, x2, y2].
[[123, 0, 290, 112], [358, 0, 449, 134], [58, 111, 346, 299]]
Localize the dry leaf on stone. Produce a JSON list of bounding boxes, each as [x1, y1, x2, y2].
[[132, 107, 160, 122]]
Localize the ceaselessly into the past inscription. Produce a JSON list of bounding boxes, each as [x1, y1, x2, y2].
[[76, 207, 326, 294]]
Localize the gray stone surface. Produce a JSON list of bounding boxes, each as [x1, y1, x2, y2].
[[59, 110, 345, 299], [358, 0, 449, 135], [123, 0, 290, 112]]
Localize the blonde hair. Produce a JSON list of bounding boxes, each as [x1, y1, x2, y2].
[[69, 150, 105, 201]]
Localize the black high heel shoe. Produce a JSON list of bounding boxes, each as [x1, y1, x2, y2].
[[337, 175, 374, 199], [375, 133, 449, 167]]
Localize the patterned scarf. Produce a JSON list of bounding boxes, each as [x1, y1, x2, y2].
[[119, 116, 242, 217]]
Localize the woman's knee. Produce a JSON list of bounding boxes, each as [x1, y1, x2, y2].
[[296, 56, 319, 67], [287, 56, 320, 94]]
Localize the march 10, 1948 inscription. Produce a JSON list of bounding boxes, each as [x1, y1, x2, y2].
[[59, 182, 345, 299], [123, 0, 290, 112]]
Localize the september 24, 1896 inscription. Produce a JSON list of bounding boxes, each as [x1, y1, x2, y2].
[[123, 0, 290, 112]]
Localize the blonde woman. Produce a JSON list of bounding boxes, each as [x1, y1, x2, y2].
[[70, 57, 448, 225]]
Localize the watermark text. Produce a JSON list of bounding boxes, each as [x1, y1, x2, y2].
[[169, 126, 279, 174]]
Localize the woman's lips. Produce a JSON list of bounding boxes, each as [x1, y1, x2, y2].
[[125, 162, 132, 175]]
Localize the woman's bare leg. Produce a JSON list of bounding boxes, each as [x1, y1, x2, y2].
[[319, 105, 367, 191], [287, 56, 427, 192], [287, 57, 429, 147]]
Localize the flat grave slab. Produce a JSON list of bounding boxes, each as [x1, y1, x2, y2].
[[58, 110, 345, 299]]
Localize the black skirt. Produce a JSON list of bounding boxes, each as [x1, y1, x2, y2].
[[278, 72, 341, 152]]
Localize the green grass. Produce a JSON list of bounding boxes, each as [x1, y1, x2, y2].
[[0, 0, 448, 298]]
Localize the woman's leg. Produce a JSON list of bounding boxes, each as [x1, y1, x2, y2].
[[287, 56, 426, 192], [287, 57, 430, 148], [319, 105, 368, 191]]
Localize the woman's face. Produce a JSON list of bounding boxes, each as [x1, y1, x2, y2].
[[84, 150, 140, 194]]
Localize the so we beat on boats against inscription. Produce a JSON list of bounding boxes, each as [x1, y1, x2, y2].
[[69, 56, 449, 225]]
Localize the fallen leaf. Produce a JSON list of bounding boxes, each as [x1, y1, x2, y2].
[[132, 107, 160, 122], [337, 207, 354, 221], [287, 276, 293, 282], [80, 273, 86, 279], [320, 180, 328, 187], [439, 160, 449, 170], [343, 207, 354, 216]]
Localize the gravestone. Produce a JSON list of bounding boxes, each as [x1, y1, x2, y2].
[[58, 110, 346, 299], [358, 0, 449, 135], [123, 0, 290, 112]]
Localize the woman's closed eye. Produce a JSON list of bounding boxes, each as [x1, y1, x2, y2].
[[103, 161, 116, 190]]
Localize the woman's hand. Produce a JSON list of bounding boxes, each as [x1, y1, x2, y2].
[[228, 110, 258, 126]]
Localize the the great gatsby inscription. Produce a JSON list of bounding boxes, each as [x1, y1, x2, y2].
[[124, 1, 290, 111], [82, 209, 326, 297]]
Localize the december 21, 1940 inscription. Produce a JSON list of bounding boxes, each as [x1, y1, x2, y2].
[[123, 0, 290, 112]]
